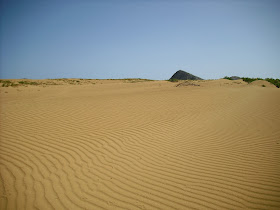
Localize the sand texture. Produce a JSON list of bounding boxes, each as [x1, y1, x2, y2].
[[1, 79, 280, 209]]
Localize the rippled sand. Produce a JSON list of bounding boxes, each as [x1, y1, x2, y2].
[[1, 79, 280, 209]]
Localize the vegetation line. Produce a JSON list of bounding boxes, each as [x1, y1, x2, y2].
[[223, 77, 280, 88]]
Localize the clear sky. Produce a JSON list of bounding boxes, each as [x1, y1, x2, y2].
[[1, 0, 279, 80]]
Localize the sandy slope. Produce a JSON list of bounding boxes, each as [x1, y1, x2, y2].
[[0, 79, 280, 209]]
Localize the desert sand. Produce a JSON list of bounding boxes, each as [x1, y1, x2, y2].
[[0, 79, 280, 209]]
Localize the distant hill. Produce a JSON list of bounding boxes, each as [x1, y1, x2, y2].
[[170, 70, 203, 80]]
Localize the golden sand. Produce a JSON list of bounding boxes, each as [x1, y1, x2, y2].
[[1, 79, 280, 209]]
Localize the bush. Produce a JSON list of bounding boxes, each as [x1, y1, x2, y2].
[[223, 76, 279, 88], [19, 81, 29, 84], [223, 76, 232, 80], [18, 81, 39, 85], [265, 78, 280, 88], [241, 77, 262, 83], [1, 80, 13, 87], [30, 82, 39, 85]]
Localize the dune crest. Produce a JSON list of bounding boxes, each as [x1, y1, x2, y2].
[[249, 80, 276, 88]]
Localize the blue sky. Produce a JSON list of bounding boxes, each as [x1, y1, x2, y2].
[[1, 0, 279, 80]]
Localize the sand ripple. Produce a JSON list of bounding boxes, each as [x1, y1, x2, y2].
[[1, 80, 280, 209]]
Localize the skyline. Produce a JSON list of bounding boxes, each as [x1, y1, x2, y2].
[[1, 0, 280, 80]]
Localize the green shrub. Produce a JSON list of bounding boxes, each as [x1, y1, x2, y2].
[[1, 80, 12, 84], [30, 82, 39, 85], [11, 83, 19, 87], [18, 81, 39, 85], [223, 76, 232, 80], [19, 81, 29, 84], [1, 80, 13, 87], [223, 76, 279, 88], [265, 78, 280, 88]]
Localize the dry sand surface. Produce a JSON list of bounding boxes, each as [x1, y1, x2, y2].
[[1, 79, 280, 209]]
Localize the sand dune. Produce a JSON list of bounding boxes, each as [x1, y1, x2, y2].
[[249, 80, 276, 88], [1, 79, 280, 209]]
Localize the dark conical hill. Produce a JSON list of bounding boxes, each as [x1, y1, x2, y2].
[[170, 70, 203, 80]]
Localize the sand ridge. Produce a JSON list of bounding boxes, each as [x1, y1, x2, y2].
[[249, 80, 276, 88], [1, 79, 280, 209]]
